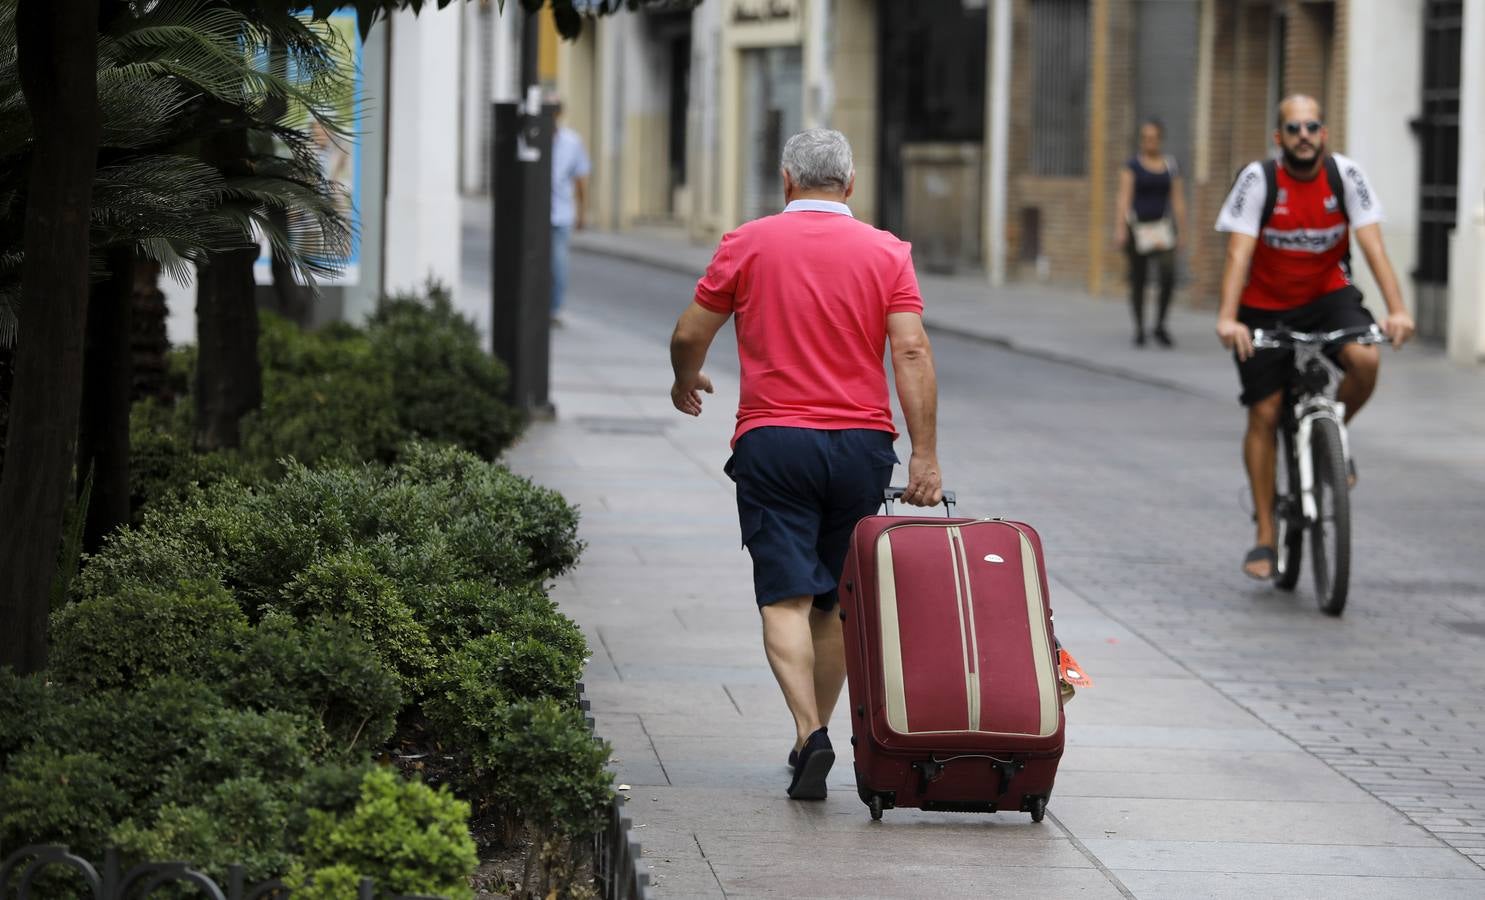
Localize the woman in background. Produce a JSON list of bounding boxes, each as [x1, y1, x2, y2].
[[1114, 118, 1187, 347]]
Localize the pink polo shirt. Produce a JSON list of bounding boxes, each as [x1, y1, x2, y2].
[[693, 200, 925, 447]]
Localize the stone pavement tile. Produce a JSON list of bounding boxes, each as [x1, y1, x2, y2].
[[1085, 839, 1485, 877], [1068, 676, 1273, 730], [710, 861, 1125, 900], [642, 859, 726, 899], [697, 828, 1094, 868], [1060, 746, 1324, 776], [1055, 769, 1373, 803], [636, 711, 783, 739], [1052, 797, 1438, 846], [586, 681, 736, 715], [1113, 870, 1485, 900], [596, 626, 762, 668], [1068, 724, 1300, 752]]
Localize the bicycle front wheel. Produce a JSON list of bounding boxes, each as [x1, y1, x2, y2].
[[1308, 417, 1351, 616]]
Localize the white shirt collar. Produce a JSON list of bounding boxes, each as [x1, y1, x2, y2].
[[783, 199, 855, 217]]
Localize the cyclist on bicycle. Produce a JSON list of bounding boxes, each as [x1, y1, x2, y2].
[[1214, 94, 1414, 580]]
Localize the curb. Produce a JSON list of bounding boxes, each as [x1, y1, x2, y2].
[[579, 683, 652, 900]]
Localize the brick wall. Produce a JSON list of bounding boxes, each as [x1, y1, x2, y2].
[[1005, 0, 1125, 290], [1187, 0, 1281, 304]]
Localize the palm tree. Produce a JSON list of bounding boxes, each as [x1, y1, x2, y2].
[[0, 0, 354, 670]]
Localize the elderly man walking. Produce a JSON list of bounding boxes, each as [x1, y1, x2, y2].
[[669, 129, 943, 801]]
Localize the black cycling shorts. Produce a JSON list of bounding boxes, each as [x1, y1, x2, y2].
[[1234, 286, 1376, 406]]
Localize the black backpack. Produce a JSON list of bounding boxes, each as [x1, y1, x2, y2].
[[1248, 155, 1352, 275]]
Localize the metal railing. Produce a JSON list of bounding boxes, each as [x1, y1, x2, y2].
[[579, 683, 652, 900], [0, 846, 440, 899]]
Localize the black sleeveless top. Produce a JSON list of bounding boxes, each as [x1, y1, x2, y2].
[[1129, 156, 1176, 222]]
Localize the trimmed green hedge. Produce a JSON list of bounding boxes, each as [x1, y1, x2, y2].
[[128, 284, 521, 523], [2, 287, 608, 895]]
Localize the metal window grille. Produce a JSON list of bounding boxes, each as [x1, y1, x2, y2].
[[1030, 0, 1090, 177]]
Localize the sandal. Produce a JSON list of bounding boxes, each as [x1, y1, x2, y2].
[[1243, 545, 1277, 581]]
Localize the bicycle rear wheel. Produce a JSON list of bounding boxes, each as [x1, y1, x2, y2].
[[1273, 427, 1304, 591], [1309, 417, 1351, 616]]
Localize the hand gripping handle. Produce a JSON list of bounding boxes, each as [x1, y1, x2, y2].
[[882, 486, 957, 517]]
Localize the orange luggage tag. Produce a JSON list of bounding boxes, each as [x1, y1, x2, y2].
[[1058, 647, 1093, 689]]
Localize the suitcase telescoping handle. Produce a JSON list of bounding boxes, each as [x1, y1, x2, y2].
[[882, 486, 957, 517]]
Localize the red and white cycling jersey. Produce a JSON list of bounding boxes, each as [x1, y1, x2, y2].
[[1215, 152, 1385, 311]]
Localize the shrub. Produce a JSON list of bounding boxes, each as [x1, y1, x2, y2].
[[0, 669, 53, 765], [226, 615, 402, 756], [397, 442, 584, 581], [49, 579, 249, 691], [426, 627, 587, 749], [155, 707, 317, 808], [129, 397, 259, 519], [290, 766, 478, 900], [0, 749, 130, 851], [240, 335, 404, 475], [111, 778, 298, 885], [42, 677, 228, 805], [273, 546, 436, 690], [369, 284, 521, 461], [472, 699, 613, 840], [77, 448, 584, 670]]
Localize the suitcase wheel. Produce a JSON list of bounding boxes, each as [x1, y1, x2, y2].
[[869, 795, 884, 822], [1029, 796, 1047, 823]]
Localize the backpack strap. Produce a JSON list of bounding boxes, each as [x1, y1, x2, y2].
[[1259, 158, 1279, 228], [1323, 155, 1350, 223], [1322, 154, 1353, 277]]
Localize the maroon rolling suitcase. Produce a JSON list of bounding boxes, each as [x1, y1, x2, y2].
[[839, 489, 1065, 822]]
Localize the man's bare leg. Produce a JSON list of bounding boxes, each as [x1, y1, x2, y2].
[[809, 604, 847, 739], [1244, 391, 1282, 578], [1336, 343, 1380, 424], [760, 596, 822, 748]]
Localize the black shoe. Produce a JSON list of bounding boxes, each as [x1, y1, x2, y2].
[[787, 748, 798, 770], [787, 727, 834, 800], [1153, 327, 1173, 348], [1133, 331, 1146, 347]]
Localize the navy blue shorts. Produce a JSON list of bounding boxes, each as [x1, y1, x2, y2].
[[725, 427, 898, 611]]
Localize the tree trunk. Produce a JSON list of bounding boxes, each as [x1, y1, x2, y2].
[[268, 207, 313, 328], [194, 127, 262, 451], [130, 259, 172, 404], [77, 247, 135, 553], [0, 0, 100, 675]]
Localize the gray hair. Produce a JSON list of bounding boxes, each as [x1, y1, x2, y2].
[[781, 129, 853, 193]]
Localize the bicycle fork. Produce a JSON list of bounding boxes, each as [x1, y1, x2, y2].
[[1293, 402, 1349, 523]]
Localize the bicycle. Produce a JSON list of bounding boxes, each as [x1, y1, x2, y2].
[[1252, 323, 1385, 616]]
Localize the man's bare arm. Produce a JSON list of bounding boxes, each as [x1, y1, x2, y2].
[[669, 302, 730, 416], [574, 176, 588, 230], [1352, 223, 1415, 347], [887, 311, 942, 506], [1216, 232, 1258, 360]]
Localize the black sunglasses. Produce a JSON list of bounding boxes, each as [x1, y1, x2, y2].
[[1283, 120, 1323, 136]]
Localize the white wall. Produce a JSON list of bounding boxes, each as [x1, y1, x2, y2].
[[383, 4, 464, 297], [1344, 0, 1422, 321], [1448, 0, 1485, 364]]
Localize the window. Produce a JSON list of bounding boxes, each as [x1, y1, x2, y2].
[[1030, 0, 1090, 177]]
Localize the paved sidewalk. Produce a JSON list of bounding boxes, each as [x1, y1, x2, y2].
[[499, 231, 1485, 897]]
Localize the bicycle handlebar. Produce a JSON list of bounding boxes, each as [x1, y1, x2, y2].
[[1251, 323, 1385, 351]]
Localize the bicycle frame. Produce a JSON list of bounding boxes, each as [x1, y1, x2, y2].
[[1254, 324, 1380, 524]]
